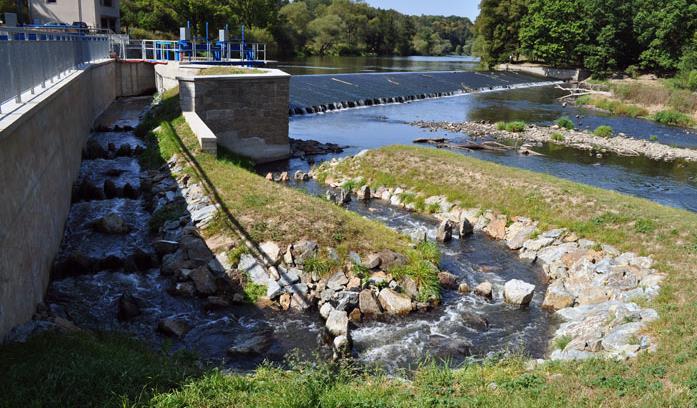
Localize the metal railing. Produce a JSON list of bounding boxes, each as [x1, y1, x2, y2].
[[138, 39, 266, 63], [0, 26, 112, 114]]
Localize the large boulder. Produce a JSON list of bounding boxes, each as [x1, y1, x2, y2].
[[359, 289, 383, 317], [503, 279, 535, 307], [459, 219, 474, 238], [474, 282, 493, 299], [378, 288, 413, 316], [227, 332, 272, 357], [157, 318, 191, 338], [484, 215, 507, 240], [238, 254, 269, 286], [117, 293, 141, 321], [260, 241, 281, 265], [438, 272, 459, 289], [506, 221, 537, 250], [326, 310, 349, 337], [327, 271, 349, 290], [93, 213, 130, 234], [292, 240, 318, 266]]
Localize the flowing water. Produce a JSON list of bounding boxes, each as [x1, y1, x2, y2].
[[278, 55, 480, 75]]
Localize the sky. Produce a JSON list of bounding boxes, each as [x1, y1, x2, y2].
[[363, 0, 480, 20]]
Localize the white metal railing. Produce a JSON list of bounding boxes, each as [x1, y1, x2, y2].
[[0, 26, 112, 114]]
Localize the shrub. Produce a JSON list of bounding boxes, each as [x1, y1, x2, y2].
[[625, 65, 640, 79], [654, 110, 694, 127], [496, 121, 507, 131], [555, 116, 574, 130], [550, 132, 565, 142], [554, 335, 572, 350], [649, 135, 658, 142], [593, 126, 614, 138]]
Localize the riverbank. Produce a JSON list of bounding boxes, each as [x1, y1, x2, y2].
[[575, 78, 697, 128], [413, 120, 697, 163]]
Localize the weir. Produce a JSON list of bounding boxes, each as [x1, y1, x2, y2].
[[288, 71, 552, 115]]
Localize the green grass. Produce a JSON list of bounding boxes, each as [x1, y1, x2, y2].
[[653, 110, 695, 127], [550, 132, 566, 142], [198, 66, 265, 76], [496, 120, 527, 132], [593, 125, 614, 138], [243, 281, 268, 303], [554, 335, 572, 351], [555, 116, 575, 130], [318, 145, 697, 405]]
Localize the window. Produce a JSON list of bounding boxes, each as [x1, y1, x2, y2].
[[102, 0, 112, 7], [47, 0, 56, 3]]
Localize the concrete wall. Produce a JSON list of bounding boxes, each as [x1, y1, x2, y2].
[[178, 70, 291, 163], [154, 62, 202, 94], [116, 61, 156, 97], [0, 59, 154, 339], [496, 64, 591, 81]]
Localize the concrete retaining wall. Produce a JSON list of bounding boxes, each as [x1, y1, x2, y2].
[[0, 60, 155, 339], [178, 69, 291, 163], [116, 61, 157, 97], [495, 64, 590, 81], [154, 62, 203, 94]]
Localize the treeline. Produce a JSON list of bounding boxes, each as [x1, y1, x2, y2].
[[119, 0, 474, 58], [473, 0, 697, 80]]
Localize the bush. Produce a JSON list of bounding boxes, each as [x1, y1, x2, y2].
[[625, 65, 640, 79], [496, 121, 527, 132], [649, 135, 658, 142], [593, 126, 614, 138], [654, 110, 694, 127], [550, 132, 565, 142], [555, 116, 574, 130]]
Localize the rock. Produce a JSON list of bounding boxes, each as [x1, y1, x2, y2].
[[542, 281, 575, 310], [537, 243, 579, 266], [157, 318, 191, 338], [117, 293, 141, 321], [327, 271, 349, 290], [326, 310, 349, 337], [359, 289, 383, 317], [485, 215, 507, 240], [239, 254, 269, 286], [504, 279, 535, 307], [438, 272, 459, 289], [170, 282, 196, 297], [368, 271, 389, 285], [227, 333, 272, 356], [474, 282, 493, 299], [348, 251, 362, 265], [266, 279, 283, 300], [363, 253, 381, 269], [459, 219, 474, 237], [190, 266, 217, 296], [153, 240, 179, 257], [279, 293, 292, 310], [346, 277, 362, 291], [458, 283, 470, 294], [333, 335, 351, 358], [94, 213, 130, 234], [460, 310, 489, 329], [260, 241, 281, 265], [349, 308, 362, 322], [191, 205, 217, 226], [265, 172, 273, 181], [378, 288, 413, 316], [436, 220, 454, 242], [334, 291, 360, 312], [294, 171, 309, 181], [377, 250, 408, 270], [320, 302, 334, 319], [278, 267, 301, 286], [161, 250, 188, 276], [410, 227, 428, 243], [292, 240, 318, 266], [506, 222, 537, 250], [279, 172, 289, 182], [523, 237, 555, 252], [401, 276, 419, 299], [357, 185, 371, 201], [181, 236, 213, 263]]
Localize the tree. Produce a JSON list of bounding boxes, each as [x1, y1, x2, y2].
[[474, 0, 527, 66], [307, 13, 345, 55]]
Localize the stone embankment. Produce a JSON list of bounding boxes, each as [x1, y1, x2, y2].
[[413, 120, 697, 163], [316, 154, 665, 361]]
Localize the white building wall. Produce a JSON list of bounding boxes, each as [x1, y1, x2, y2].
[[29, 0, 120, 32]]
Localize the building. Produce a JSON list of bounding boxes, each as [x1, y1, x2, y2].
[[29, 0, 120, 32]]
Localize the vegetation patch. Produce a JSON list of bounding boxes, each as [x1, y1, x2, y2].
[[550, 132, 565, 142], [198, 66, 265, 76], [653, 110, 695, 127], [576, 95, 649, 118], [555, 116, 575, 130], [496, 120, 527, 132], [593, 125, 614, 138]]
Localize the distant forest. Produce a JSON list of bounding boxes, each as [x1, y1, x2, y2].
[[119, 0, 475, 58]]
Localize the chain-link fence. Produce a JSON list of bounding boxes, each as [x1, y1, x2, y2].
[[0, 27, 112, 114]]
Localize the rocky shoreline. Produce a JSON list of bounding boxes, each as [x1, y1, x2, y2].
[[412, 120, 697, 163], [316, 153, 665, 361]]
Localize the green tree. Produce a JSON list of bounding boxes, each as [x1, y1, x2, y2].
[[474, 0, 528, 66], [307, 13, 345, 55]]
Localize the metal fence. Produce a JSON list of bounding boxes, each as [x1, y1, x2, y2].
[[0, 27, 112, 113], [138, 39, 267, 63]]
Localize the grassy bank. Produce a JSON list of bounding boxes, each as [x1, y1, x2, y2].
[[579, 79, 697, 128]]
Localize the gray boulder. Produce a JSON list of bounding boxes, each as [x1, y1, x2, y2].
[[503, 279, 535, 307], [326, 310, 349, 337], [378, 288, 413, 316], [359, 289, 383, 317], [436, 220, 454, 243]]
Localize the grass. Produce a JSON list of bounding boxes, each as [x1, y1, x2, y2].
[[555, 116, 575, 130], [243, 281, 268, 303], [198, 66, 265, 76], [576, 95, 649, 118], [593, 125, 614, 138], [550, 132, 566, 142], [653, 110, 695, 127], [318, 145, 697, 406], [143, 90, 438, 290], [554, 335, 572, 351], [496, 120, 527, 132]]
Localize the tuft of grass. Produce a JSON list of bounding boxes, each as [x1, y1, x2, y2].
[[555, 116, 575, 130], [550, 132, 566, 142], [593, 125, 614, 138], [653, 110, 694, 127], [243, 282, 267, 302], [554, 335, 572, 351], [496, 121, 527, 132], [649, 135, 658, 142], [576, 95, 649, 118]]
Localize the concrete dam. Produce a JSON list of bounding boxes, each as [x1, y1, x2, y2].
[[288, 71, 551, 115]]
